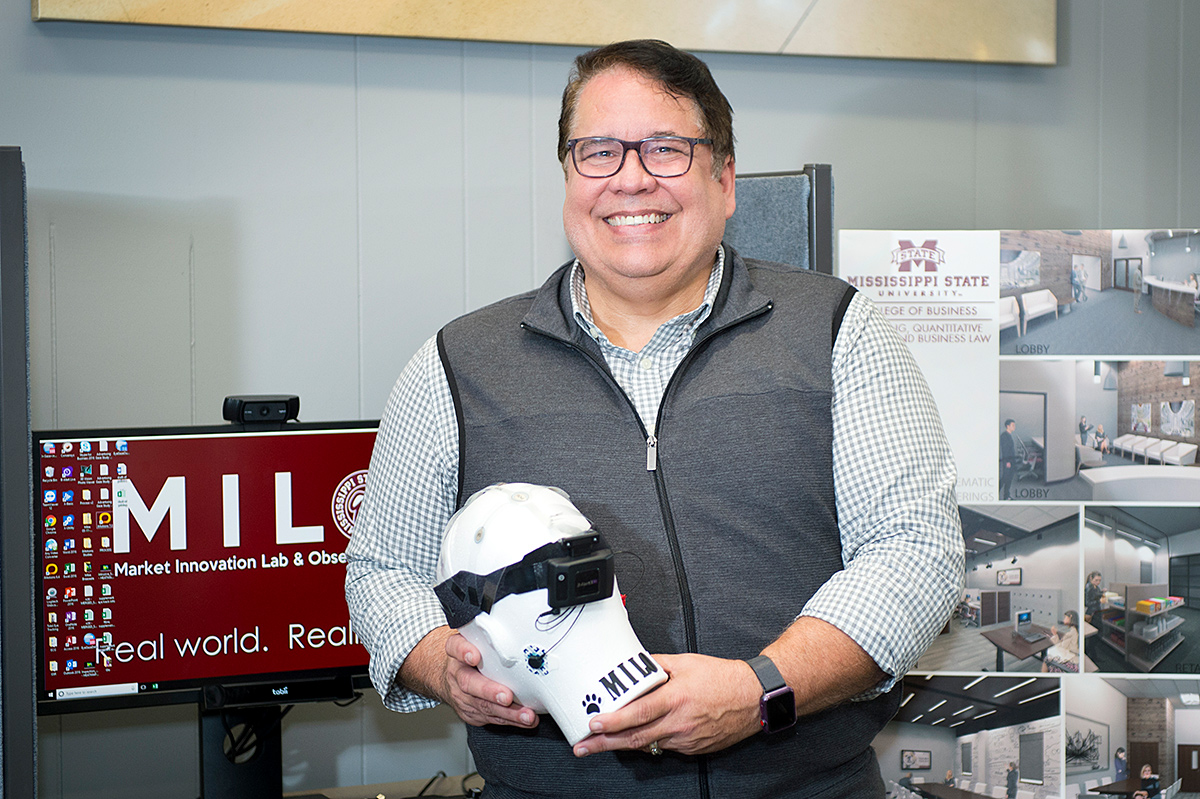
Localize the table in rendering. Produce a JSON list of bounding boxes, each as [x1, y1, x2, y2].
[[980, 624, 1054, 672], [1088, 776, 1157, 796], [915, 784, 995, 799]]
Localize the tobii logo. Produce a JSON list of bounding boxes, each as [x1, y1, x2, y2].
[[892, 239, 945, 273], [331, 470, 369, 539]]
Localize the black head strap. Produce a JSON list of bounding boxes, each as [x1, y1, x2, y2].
[[434, 533, 612, 628]]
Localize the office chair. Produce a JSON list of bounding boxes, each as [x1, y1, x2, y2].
[[725, 165, 833, 274]]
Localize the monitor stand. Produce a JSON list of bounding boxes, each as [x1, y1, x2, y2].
[[199, 705, 285, 799]]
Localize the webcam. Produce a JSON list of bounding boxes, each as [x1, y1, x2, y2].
[[222, 395, 300, 425]]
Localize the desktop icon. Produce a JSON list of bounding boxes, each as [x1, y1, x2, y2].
[[115, 440, 127, 452], [44, 490, 56, 504], [64, 563, 76, 575], [63, 539, 75, 551], [100, 537, 110, 549], [100, 585, 112, 597], [83, 633, 96, 646], [99, 488, 109, 500], [83, 610, 94, 622], [49, 637, 57, 649], [83, 585, 93, 598], [65, 660, 76, 672], [63, 587, 76, 600], [80, 465, 92, 476], [116, 463, 127, 476], [47, 612, 57, 624], [49, 661, 58, 672], [42, 442, 56, 455], [101, 609, 112, 621], [62, 442, 74, 454], [63, 515, 74, 527], [98, 512, 111, 525], [44, 515, 57, 528], [45, 564, 58, 576], [62, 490, 74, 503], [80, 441, 92, 453], [98, 465, 108, 477], [45, 466, 54, 478], [82, 513, 92, 526], [82, 489, 91, 501], [46, 587, 57, 599], [64, 612, 76, 623], [44, 540, 58, 553], [61, 466, 73, 478]]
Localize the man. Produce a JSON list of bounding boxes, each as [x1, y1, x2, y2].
[[1006, 761, 1019, 799], [346, 39, 962, 798], [1133, 264, 1144, 313], [1000, 419, 1017, 500]]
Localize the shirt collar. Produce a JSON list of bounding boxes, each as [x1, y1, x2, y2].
[[570, 245, 725, 344]]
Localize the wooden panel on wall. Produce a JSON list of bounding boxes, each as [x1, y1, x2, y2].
[[1116, 360, 1200, 444], [31, 0, 1057, 65]]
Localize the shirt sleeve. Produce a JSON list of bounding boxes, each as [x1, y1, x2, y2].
[[800, 292, 965, 697], [344, 336, 460, 712]]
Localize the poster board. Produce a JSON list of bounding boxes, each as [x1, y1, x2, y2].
[[30, 0, 1057, 65]]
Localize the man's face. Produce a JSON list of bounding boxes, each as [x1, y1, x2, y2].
[[1006, 422, 1016, 433], [562, 67, 735, 301]]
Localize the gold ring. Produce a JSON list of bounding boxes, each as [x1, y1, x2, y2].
[[648, 741, 663, 756]]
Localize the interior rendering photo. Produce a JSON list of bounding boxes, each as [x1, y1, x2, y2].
[[999, 230, 1200, 357], [1000, 360, 1200, 502], [917, 505, 1078, 675]]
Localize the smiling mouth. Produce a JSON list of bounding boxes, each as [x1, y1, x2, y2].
[[605, 213, 670, 227]]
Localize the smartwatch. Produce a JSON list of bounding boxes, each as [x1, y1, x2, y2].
[[744, 655, 796, 734]]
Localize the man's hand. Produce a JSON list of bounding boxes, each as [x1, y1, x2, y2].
[[400, 626, 539, 730], [574, 617, 885, 758], [572, 653, 760, 757]]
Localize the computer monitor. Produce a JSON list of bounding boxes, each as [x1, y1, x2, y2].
[[1014, 609, 1033, 636], [34, 421, 377, 715]]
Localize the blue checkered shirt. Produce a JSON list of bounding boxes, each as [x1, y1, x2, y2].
[[346, 246, 963, 712]]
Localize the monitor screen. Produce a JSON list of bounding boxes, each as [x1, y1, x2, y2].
[[1015, 610, 1032, 631], [35, 422, 377, 714]]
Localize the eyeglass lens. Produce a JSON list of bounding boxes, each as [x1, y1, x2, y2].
[[573, 137, 697, 178]]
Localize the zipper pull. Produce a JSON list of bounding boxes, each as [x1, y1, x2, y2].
[[646, 434, 658, 471]]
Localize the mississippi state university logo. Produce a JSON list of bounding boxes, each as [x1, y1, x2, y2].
[[331, 470, 368, 539], [892, 239, 945, 272]]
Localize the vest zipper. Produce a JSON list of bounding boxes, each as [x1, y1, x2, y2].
[[523, 300, 772, 799]]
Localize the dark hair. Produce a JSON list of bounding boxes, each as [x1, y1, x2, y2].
[[1004, 419, 1015, 427], [1087, 571, 1102, 582], [557, 39, 735, 179], [1063, 610, 1079, 627]]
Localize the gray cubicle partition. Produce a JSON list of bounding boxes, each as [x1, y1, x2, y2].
[[0, 145, 35, 799], [725, 164, 833, 274]]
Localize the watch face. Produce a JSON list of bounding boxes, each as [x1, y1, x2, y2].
[[762, 686, 797, 733]]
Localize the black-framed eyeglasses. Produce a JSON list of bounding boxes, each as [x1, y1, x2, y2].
[[566, 136, 714, 178]]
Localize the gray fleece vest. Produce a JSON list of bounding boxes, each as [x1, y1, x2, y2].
[[437, 248, 899, 799]]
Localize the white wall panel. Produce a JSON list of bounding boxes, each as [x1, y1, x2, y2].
[[356, 37, 465, 418], [974, 0, 1101, 229], [1098, 0, 1182, 227], [709, 53, 979, 230]]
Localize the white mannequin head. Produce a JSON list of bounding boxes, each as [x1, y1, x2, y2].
[[435, 483, 667, 745]]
